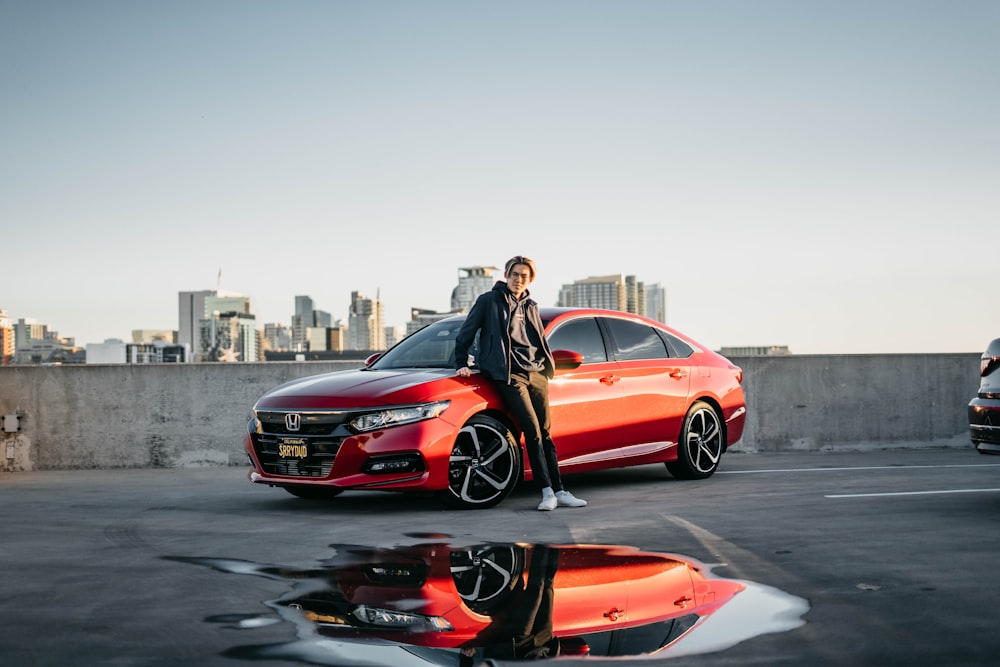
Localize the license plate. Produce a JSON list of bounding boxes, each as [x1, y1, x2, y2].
[[277, 438, 309, 459]]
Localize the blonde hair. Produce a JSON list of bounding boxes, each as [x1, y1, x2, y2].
[[504, 255, 536, 280]]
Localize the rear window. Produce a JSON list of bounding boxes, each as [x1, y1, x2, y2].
[[602, 318, 669, 361]]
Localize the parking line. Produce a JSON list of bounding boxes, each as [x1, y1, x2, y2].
[[719, 463, 1000, 474], [827, 488, 1000, 498]]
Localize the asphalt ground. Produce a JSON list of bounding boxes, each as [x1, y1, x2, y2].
[[2, 447, 999, 667]]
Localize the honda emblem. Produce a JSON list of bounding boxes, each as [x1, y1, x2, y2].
[[285, 413, 301, 432]]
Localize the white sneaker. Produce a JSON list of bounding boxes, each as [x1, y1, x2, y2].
[[556, 490, 587, 507], [538, 489, 557, 511]]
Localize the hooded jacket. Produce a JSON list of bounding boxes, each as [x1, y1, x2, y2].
[[453, 281, 555, 383]]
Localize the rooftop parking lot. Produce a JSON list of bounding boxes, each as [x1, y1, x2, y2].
[[2, 447, 998, 666]]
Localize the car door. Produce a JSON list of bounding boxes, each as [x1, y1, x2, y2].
[[544, 315, 624, 465], [600, 317, 691, 457]]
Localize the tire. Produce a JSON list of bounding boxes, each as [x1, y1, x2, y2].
[[449, 544, 526, 614], [283, 485, 343, 500], [666, 401, 724, 480], [441, 414, 521, 509]]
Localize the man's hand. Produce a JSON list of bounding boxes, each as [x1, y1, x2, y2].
[[456, 367, 472, 377]]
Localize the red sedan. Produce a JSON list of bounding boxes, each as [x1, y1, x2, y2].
[[244, 308, 746, 509], [283, 542, 747, 658]]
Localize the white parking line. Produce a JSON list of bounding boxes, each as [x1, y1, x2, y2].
[[827, 488, 1000, 498], [719, 463, 1000, 474]]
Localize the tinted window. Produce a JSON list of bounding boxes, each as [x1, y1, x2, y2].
[[547, 317, 608, 363], [603, 318, 669, 361], [657, 330, 694, 358], [371, 319, 463, 369]]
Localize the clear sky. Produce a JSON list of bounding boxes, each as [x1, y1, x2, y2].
[[2, 0, 997, 354]]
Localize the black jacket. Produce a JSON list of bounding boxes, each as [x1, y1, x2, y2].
[[453, 282, 555, 383]]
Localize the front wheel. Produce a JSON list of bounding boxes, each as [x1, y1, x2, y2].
[[441, 415, 521, 509], [666, 401, 724, 480]]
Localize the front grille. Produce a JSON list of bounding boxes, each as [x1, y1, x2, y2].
[[252, 410, 354, 478]]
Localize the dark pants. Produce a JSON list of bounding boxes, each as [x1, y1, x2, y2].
[[497, 370, 563, 492]]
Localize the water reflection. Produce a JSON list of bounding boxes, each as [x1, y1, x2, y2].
[[167, 540, 807, 664]]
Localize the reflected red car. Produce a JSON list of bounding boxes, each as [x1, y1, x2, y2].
[[279, 542, 747, 658], [244, 308, 746, 509]]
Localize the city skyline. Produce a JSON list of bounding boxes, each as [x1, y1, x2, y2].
[[3, 2, 998, 355], [2, 267, 664, 350]]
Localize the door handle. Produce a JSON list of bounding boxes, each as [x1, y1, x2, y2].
[[669, 370, 687, 380], [674, 595, 693, 608], [603, 607, 624, 621], [600, 375, 621, 385]]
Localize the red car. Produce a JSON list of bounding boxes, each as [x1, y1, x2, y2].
[[171, 542, 750, 660], [244, 308, 747, 509], [282, 542, 747, 659]]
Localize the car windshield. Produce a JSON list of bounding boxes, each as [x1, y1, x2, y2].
[[369, 317, 474, 370]]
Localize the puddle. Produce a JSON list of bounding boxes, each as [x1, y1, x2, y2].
[[167, 538, 807, 664]]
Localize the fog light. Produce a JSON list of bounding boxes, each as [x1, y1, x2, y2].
[[362, 454, 423, 474]]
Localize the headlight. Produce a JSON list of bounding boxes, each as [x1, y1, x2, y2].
[[247, 414, 260, 434], [351, 605, 453, 632], [349, 401, 450, 433]]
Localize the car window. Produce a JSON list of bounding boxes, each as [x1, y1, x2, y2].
[[371, 320, 462, 369], [547, 317, 609, 363], [602, 318, 669, 361], [656, 330, 694, 358]]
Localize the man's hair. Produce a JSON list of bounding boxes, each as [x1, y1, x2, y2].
[[504, 255, 536, 280]]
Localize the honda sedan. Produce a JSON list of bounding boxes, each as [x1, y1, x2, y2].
[[244, 308, 746, 509]]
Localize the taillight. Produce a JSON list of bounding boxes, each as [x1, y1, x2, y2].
[[731, 364, 743, 384]]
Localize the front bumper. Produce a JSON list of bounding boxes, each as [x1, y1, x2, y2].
[[968, 397, 1000, 453], [244, 416, 460, 491]]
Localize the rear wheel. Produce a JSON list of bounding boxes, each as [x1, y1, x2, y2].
[[283, 485, 343, 500], [666, 401, 724, 480], [441, 414, 521, 509]]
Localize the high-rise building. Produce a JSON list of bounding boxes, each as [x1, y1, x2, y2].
[[645, 283, 667, 324], [314, 309, 332, 328], [295, 295, 314, 322], [385, 325, 404, 349], [191, 293, 257, 361], [264, 323, 293, 352], [406, 308, 457, 336], [557, 274, 645, 314], [348, 291, 385, 351], [13, 317, 47, 350], [178, 290, 216, 361], [199, 310, 259, 362], [0, 309, 13, 365], [625, 275, 645, 317], [451, 266, 500, 312]]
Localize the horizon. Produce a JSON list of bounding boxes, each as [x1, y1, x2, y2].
[[3, 2, 998, 355]]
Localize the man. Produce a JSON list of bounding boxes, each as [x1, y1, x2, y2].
[[454, 256, 587, 511]]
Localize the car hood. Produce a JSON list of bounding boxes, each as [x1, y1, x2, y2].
[[254, 368, 460, 410]]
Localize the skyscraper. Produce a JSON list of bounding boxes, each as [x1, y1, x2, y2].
[[451, 266, 500, 312], [348, 291, 385, 351], [178, 290, 215, 361], [557, 274, 646, 315], [0, 309, 13, 365], [645, 283, 667, 324]]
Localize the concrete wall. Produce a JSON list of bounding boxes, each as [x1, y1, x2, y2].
[[0, 353, 981, 472]]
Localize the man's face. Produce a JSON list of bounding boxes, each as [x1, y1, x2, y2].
[[506, 263, 533, 298]]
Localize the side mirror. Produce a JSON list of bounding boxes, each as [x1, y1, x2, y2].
[[364, 353, 381, 368], [552, 349, 583, 370]]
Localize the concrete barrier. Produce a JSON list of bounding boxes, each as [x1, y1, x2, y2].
[[0, 353, 981, 471]]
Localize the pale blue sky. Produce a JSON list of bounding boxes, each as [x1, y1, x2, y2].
[[2, 0, 998, 354]]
